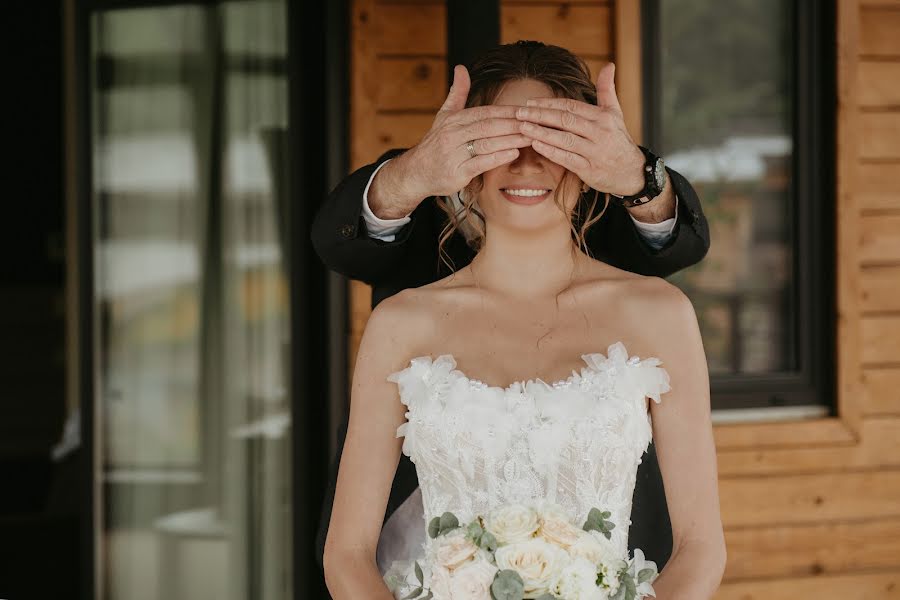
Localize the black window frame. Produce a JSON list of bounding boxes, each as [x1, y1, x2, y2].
[[641, 0, 837, 413]]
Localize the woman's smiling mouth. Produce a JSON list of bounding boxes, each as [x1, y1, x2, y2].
[[500, 188, 552, 205]]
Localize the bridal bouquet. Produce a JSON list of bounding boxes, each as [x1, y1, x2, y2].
[[384, 502, 658, 600]]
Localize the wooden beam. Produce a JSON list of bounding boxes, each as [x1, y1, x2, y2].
[[612, 0, 642, 143]]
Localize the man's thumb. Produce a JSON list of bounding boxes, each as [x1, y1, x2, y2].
[[595, 62, 622, 114], [440, 64, 470, 113]]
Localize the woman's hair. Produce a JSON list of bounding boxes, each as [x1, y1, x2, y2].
[[436, 40, 609, 273]]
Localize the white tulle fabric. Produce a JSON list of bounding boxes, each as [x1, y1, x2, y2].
[[386, 340, 672, 560]]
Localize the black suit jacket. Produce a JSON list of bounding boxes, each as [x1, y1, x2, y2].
[[310, 147, 710, 571]]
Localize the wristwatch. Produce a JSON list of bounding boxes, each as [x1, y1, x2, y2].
[[610, 145, 667, 208]]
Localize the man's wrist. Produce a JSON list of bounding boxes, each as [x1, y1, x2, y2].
[[624, 170, 674, 223], [368, 151, 425, 220]]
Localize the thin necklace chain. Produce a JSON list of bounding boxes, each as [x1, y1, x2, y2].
[[469, 251, 582, 351]]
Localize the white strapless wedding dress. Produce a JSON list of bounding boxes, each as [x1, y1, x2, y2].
[[378, 341, 672, 598]]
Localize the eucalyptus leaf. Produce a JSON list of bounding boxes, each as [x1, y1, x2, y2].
[[414, 561, 423, 585], [480, 530, 498, 552], [466, 521, 484, 543], [439, 511, 459, 533], [428, 516, 441, 539], [637, 567, 655, 584], [615, 574, 636, 600], [582, 507, 616, 539], [401, 586, 423, 600], [490, 569, 525, 600]]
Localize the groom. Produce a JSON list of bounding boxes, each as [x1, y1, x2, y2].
[[311, 63, 710, 573]]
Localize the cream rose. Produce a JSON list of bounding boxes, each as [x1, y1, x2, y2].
[[432, 529, 479, 571], [538, 506, 583, 549], [494, 538, 569, 598], [447, 556, 497, 600], [485, 504, 540, 544]]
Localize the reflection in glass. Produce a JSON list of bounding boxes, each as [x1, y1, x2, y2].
[[91, 2, 290, 598], [659, 0, 794, 375]]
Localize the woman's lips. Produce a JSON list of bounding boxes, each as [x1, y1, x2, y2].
[[500, 189, 552, 205]]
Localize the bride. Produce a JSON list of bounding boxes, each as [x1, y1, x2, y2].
[[323, 46, 725, 600]]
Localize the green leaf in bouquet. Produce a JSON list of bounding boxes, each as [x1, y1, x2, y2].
[[466, 520, 484, 542], [401, 586, 423, 600], [421, 592, 433, 600], [439, 511, 460, 533], [610, 573, 637, 600], [637, 567, 655, 584], [414, 561, 424, 585], [490, 569, 525, 600], [479, 530, 498, 553], [428, 516, 441, 539], [582, 507, 616, 539]]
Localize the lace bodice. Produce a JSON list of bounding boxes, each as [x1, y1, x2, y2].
[[387, 340, 672, 559]]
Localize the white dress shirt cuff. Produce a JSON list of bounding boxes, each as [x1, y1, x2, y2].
[[628, 193, 679, 250], [361, 158, 412, 242]]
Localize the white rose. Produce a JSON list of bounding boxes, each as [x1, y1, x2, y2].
[[433, 529, 479, 571], [550, 556, 608, 600], [428, 564, 453, 599], [494, 538, 569, 598], [538, 505, 583, 549], [447, 556, 497, 600], [569, 532, 627, 593], [485, 504, 540, 544]]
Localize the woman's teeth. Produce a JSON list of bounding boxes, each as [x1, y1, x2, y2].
[[502, 188, 551, 197]]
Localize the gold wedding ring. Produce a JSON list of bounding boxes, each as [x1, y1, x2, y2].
[[466, 140, 477, 158]]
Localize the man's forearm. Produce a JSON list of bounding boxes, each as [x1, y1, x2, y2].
[[368, 151, 427, 220]]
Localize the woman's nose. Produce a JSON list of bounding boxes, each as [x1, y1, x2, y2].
[[509, 144, 545, 171]]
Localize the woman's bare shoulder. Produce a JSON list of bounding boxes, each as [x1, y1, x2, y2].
[[577, 260, 697, 348], [363, 284, 460, 358]]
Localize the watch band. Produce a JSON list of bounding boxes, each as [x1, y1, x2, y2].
[[611, 145, 666, 208]]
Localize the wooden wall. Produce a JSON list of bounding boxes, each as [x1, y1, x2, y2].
[[347, 0, 900, 596]]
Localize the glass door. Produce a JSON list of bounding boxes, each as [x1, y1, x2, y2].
[[89, 2, 291, 598]]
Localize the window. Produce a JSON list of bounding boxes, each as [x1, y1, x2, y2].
[[89, 2, 292, 597], [643, 0, 835, 415]]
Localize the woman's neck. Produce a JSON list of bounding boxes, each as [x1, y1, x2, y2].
[[468, 223, 590, 300]]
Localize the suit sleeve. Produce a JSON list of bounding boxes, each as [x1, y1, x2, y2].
[[588, 166, 710, 278], [310, 147, 429, 285]]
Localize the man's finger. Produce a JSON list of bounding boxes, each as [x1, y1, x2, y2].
[[461, 148, 520, 179], [595, 62, 623, 115], [445, 104, 521, 127], [439, 64, 470, 114], [450, 117, 525, 145], [524, 96, 601, 122], [530, 139, 591, 173], [514, 105, 594, 136], [519, 121, 593, 158]]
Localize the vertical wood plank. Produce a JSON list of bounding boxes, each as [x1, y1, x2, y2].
[[613, 0, 642, 143], [836, 0, 864, 436]]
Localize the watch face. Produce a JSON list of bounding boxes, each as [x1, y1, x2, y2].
[[653, 159, 666, 189]]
